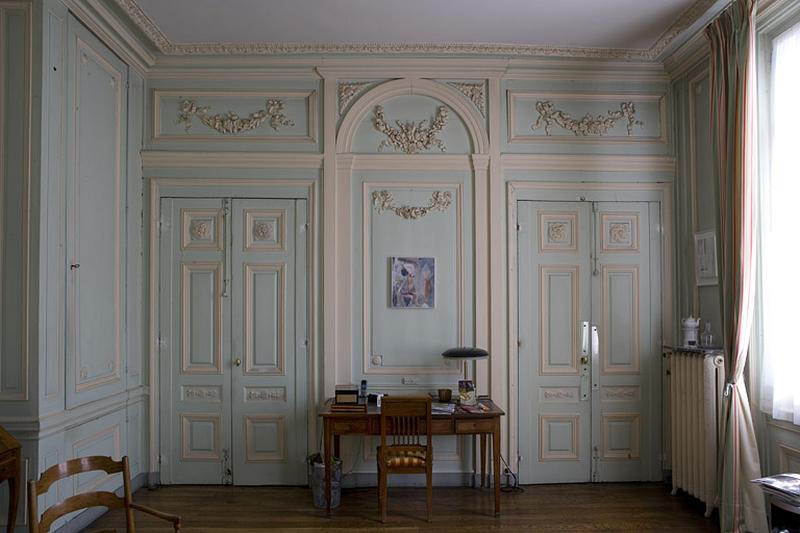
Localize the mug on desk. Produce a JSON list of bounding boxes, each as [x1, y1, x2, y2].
[[437, 388, 452, 402]]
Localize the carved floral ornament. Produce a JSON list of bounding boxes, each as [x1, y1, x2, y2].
[[337, 81, 372, 114], [547, 222, 568, 243], [372, 190, 452, 220], [253, 221, 275, 241], [446, 81, 486, 116], [191, 220, 211, 240], [176, 98, 294, 134], [609, 222, 631, 244], [373, 105, 449, 154], [532, 100, 644, 136]]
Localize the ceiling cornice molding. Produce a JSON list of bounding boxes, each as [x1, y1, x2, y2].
[[646, 0, 717, 60], [112, 0, 719, 62], [66, 0, 157, 71], [663, 31, 710, 80]]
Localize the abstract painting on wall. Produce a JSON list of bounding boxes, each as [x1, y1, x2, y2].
[[390, 257, 435, 309]]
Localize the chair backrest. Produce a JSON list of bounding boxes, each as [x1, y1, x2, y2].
[[380, 396, 432, 449], [28, 456, 133, 533]]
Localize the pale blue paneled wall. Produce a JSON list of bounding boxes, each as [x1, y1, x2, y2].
[[671, 60, 722, 345], [0, 2, 148, 530], [0, 0, 697, 521]]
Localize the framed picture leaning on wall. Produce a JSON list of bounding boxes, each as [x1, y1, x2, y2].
[[694, 230, 718, 286]]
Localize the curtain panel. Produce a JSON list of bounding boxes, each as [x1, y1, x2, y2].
[[706, 1, 767, 532]]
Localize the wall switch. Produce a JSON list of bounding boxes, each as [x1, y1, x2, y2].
[[402, 377, 417, 385]]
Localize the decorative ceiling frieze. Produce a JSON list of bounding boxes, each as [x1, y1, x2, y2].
[[112, 0, 717, 61], [531, 101, 643, 137], [373, 105, 449, 154]]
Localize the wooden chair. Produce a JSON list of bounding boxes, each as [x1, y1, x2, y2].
[[377, 396, 433, 523], [27, 456, 181, 533]]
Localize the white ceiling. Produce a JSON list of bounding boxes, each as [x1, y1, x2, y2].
[[133, 0, 699, 51]]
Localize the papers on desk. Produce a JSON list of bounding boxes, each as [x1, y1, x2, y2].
[[432, 402, 456, 415], [752, 473, 800, 504]]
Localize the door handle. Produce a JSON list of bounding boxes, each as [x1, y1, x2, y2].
[[591, 325, 600, 390], [579, 321, 590, 401], [580, 321, 589, 357], [234, 358, 242, 367]]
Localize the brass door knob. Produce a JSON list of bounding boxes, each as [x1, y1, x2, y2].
[[234, 358, 242, 367], [580, 356, 589, 365]]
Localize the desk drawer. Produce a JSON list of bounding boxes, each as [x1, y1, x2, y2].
[[331, 420, 370, 434], [455, 419, 494, 434], [0, 453, 19, 478]]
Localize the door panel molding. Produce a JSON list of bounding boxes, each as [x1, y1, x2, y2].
[[539, 265, 579, 375], [600, 264, 640, 375], [181, 262, 224, 375], [243, 263, 286, 376]]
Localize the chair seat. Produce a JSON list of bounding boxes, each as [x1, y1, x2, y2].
[[378, 446, 428, 468]]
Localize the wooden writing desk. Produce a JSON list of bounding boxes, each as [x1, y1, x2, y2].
[[0, 426, 21, 533], [319, 399, 505, 516]]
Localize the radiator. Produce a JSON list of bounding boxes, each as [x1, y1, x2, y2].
[[667, 347, 725, 517]]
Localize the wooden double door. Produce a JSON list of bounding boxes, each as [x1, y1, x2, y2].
[[159, 197, 307, 485], [517, 200, 662, 483]]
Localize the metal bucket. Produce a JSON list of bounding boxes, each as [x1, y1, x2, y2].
[[308, 455, 342, 509]]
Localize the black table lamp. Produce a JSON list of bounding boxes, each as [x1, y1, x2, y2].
[[441, 347, 489, 360]]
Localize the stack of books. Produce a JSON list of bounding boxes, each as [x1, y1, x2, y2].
[[752, 473, 800, 505]]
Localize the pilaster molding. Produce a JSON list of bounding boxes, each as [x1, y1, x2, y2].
[[0, 1, 32, 402]]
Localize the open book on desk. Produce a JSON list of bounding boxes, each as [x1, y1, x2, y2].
[[431, 402, 455, 415]]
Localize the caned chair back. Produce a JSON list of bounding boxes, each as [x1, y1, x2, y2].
[[28, 455, 181, 533]]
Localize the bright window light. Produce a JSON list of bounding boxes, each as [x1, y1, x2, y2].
[[760, 21, 800, 425]]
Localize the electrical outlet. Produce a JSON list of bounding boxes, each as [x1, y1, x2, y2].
[[402, 376, 417, 385]]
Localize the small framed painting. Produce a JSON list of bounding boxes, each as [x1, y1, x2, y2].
[[390, 257, 435, 308], [694, 230, 718, 286]]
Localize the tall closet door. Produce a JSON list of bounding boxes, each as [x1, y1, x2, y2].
[[230, 199, 307, 485], [591, 202, 660, 482], [65, 16, 128, 408], [160, 198, 232, 484], [518, 201, 593, 483]]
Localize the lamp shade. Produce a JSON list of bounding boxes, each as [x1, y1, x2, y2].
[[441, 347, 489, 359]]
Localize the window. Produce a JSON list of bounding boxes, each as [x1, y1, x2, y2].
[[758, 20, 800, 425]]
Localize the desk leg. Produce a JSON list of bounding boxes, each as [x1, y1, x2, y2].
[[493, 417, 501, 517], [324, 420, 332, 515], [7, 463, 19, 533], [333, 434, 340, 460], [480, 434, 487, 489]]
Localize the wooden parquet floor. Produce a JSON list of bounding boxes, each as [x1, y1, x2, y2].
[[89, 483, 719, 532]]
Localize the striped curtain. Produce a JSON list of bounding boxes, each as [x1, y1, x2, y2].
[[706, 1, 767, 532]]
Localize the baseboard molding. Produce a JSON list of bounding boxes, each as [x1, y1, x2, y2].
[[52, 472, 148, 533]]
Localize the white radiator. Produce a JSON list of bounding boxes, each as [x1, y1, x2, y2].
[[667, 347, 725, 517]]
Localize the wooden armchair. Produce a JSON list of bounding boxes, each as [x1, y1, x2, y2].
[[27, 456, 181, 533], [377, 396, 433, 523]]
